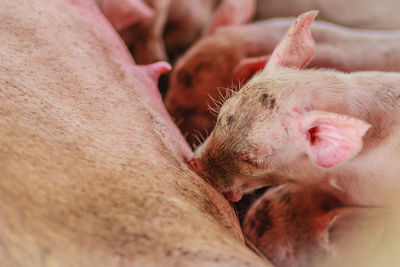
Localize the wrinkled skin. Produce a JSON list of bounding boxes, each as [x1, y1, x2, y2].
[[0, 0, 270, 266], [165, 16, 400, 146], [243, 183, 387, 267], [256, 0, 400, 29], [190, 12, 400, 207]]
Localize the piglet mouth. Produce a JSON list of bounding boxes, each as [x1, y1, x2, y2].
[[223, 175, 283, 202], [224, 189, 244, 202]]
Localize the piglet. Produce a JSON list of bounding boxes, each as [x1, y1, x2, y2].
[[243, 183, 386, 267], [165, 0, 255, 61], [165, 15, 400, 145], [189, 11, 400, 206]]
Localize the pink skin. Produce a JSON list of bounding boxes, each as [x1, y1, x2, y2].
[[190, 11, 400, 207], [243, 183, 387, 267], [1, 0, 272, 266], [87, 0, 192, 159]]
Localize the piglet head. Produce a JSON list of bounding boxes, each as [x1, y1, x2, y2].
[[190, 11, 370, 201], [243, 183, 387, 267]]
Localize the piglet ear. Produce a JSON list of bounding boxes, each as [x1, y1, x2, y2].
[[299, 111, 371, 168], [316, 207, 387, 256], [265, 10, 318, 70], [204, 0, 256, 35], [233, 55, 270, 83], [100, 0, 154, 31]]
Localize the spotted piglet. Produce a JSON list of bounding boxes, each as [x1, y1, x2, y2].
[[243, 183, 386, 267], [190, 11, 400, 206]]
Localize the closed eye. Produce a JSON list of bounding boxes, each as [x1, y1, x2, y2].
[[242, 156, 268, 168]]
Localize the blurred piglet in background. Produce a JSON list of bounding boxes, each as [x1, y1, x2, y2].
[[243, 183, 387, 267], [98, 0, 255, 64]]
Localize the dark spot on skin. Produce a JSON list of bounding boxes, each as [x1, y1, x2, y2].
[[279, 192, 292, 204], [177, 69, 193, 88], [270, 98, 276, 109], [259, 93, 276, 109], [194, 62, 210, 74], [226, 115, 234, 127], [253, 199, 273, 237]]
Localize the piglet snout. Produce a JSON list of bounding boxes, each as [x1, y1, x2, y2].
[[188, 158, 243, 202]]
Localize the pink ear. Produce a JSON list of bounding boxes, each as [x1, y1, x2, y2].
[[265, 10, 318, 70], [299, 111, 371, 168], [100, 0, 154, 31], [204, 0, 256, 35], [233, 55, 270, 83]]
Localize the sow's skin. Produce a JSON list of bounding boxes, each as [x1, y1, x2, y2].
[[243, 183, 386, 267], [165, 16, 400, 146], [0, 0, 268, 266], [190, 11, 400, 207]]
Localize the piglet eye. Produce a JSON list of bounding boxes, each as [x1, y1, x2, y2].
[[242, 152, 269, 168]]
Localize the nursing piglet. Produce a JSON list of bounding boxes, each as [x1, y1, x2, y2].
[[165, 16, 400, 145], [190, 11, 400, 206], [243, 183, 386, 267]]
